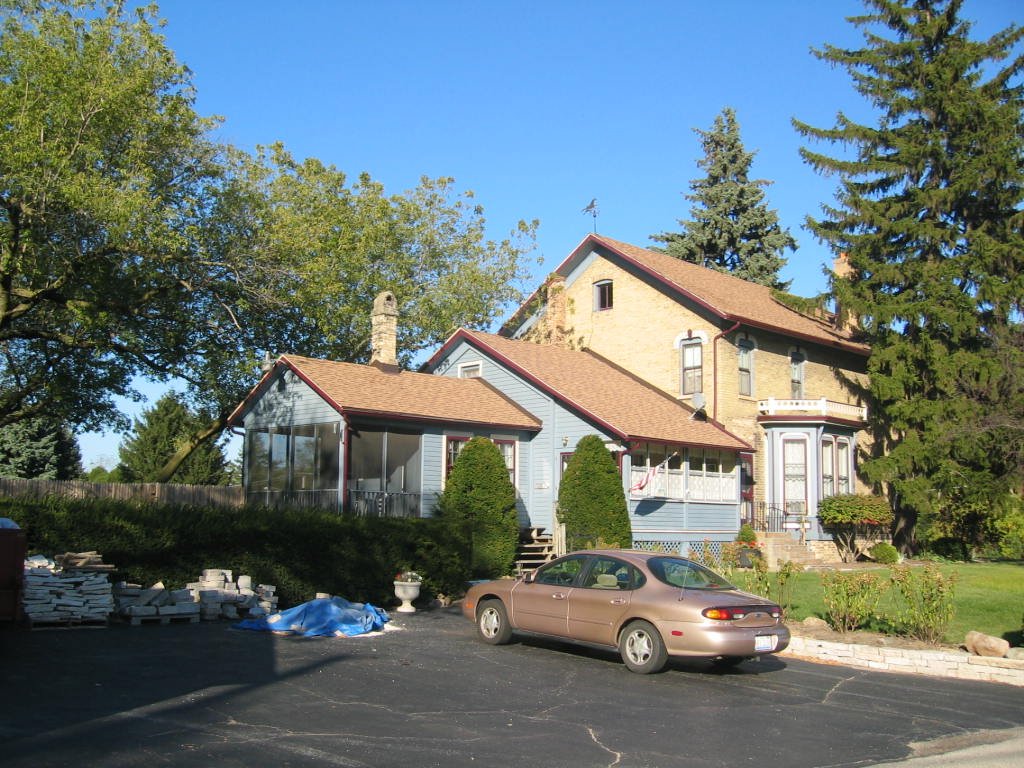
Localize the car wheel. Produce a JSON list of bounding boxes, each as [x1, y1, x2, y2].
[[477, 599, 513, 645], [712, 656, 747, 669], [619, 620, 668, 674]]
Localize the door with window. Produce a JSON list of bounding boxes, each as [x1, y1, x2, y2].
[[783, 437, 807, 520]]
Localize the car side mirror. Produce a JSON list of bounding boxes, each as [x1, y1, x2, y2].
[[523, 571, 536, 584]]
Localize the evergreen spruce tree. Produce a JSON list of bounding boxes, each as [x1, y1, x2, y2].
[[652, 107, 795, 289], [117, 393, 229, 485], [435, 437, 518, 578], [793, 0, 1024, 550], [0, 418, 82, 479], [557, 436, 632, 550]]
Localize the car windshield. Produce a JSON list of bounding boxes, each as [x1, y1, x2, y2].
[[647, 557, 735, 590]]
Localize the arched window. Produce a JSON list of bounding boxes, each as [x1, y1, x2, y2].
[[593, 280, 613, 311]]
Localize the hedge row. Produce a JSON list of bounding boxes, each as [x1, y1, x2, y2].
[[1, 496, 472, 608]]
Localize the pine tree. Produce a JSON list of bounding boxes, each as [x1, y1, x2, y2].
[[557, 436, 632, 550], [793, 0, 1024, 550], [117, 393, 229, 485], [0, 418, 82, 479], [652, 107, 795, 289]]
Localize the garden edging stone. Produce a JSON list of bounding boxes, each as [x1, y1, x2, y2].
[[783, 630, 1024, 687]]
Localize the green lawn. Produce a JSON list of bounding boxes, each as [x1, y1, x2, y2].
[[778, 561, 1024, 645]]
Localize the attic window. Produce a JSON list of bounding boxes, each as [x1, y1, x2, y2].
[[594, 280, 613, 311], [458, 362, 482, 379]]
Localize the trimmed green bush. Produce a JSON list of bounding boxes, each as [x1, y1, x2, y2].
[[869, 541, 899, 564], [736, 523, 758, 545], [1, 495, 472, 607], [558, 435, 632, 550], [434, 437, 518, 579], [818, 494, 895, 562]]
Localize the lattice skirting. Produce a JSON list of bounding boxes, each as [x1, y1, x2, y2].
[[632, 539, 726, 564]]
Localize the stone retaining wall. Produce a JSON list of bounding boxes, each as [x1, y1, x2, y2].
[[783, 635, 1024, 687]]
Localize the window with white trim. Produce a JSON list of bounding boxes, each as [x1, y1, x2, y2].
[[445, 435, 470, 477], [680, 340, 703, 395], [790, 349, 806, 399], [737, 337, 755, 397], [493, 438, 515, 485], [458, 361, 482, 378], [783, 437, 808, 516], [821, 436, 853, 497]]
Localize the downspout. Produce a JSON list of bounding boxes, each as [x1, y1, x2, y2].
[[712, 320, 741, 423]]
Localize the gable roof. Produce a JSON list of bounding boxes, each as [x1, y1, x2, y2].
[[227, 354, 541, 431], [502, 233, 868, 356], [427, 329, 749, 450]]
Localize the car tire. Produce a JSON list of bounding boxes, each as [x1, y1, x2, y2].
[[477, 599, 513, 645], [619, 620, 668, 674]]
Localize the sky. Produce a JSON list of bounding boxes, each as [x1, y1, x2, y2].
[[76, 0, 1023, 469]]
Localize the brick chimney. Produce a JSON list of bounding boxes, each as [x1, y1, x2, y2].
[[832, 253, 858, 332], [370, 290, 398, 365], [544, 275, 567, 347]]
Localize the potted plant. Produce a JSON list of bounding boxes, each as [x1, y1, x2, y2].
[[393, 570, 423, 613], [735, 524, 762, 568]]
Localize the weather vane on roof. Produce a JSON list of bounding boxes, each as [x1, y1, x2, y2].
[[581, 198, 598, 233]]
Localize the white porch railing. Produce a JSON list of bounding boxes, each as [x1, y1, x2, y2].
[[628, 467, 737, 502], [758, 397, 867, 421]]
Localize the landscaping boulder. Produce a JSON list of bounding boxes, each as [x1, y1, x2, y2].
[[964, 630, 1010, 658], [1006, 648, 1024, 661]]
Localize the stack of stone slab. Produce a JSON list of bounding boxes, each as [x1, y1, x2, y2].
[[114, 581, 201, 625], [22, 552, 115, 627], [187, 569, 279, 621]]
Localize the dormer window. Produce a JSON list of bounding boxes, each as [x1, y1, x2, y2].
[[594, 280, 613, 311]]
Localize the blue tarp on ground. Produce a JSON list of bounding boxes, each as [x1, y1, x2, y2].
[[235, 596, 390, 637]]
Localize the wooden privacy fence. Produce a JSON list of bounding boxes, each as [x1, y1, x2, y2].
[[0, 477, 244, 508]]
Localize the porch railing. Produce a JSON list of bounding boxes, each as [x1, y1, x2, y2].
[[347, 490, 422, 518], [757, 397, 867, 421]]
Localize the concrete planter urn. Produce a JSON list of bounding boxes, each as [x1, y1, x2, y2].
[[393, 571, 422, 613]]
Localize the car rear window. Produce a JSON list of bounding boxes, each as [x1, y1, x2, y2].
[[647, 557, 734, 590]]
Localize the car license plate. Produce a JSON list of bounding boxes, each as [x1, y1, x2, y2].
[[755, 634, 776, 652]]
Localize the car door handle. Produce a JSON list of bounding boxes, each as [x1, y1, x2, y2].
[[551, 593, 567, 600], [609, 598, 627, 605]]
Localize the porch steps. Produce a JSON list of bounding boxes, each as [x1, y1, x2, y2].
[[514, 528, 556, 574], [761, 533, 834, 569]]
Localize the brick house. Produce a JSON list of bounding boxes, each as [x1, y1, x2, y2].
[[500, 234, 871, 548]]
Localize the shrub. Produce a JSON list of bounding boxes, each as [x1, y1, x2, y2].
[[821, 570, 884, 632], [818, 494, 894, 562], [2, 495, 473, 607], [869, 541, 899, 564], [557, 435, 632, 551], [889, 564, 957, 644], [434, 437, 518, 579]]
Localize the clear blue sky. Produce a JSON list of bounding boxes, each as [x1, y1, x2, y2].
[[77, 0, 1022, 469]]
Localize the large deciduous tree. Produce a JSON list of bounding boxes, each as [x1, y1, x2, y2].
[[794, 0, 1024, 552], [0, 2, 537, 480], [652, 107, 795, 289], [0, 0, 224, 432]]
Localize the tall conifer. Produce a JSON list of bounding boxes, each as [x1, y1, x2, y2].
[[794, 0, 1024, 549], [653, 107, 795, 289]]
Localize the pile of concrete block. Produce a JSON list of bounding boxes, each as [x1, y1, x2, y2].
[[22, 553, 115, 627], [113, 581, 201, 625], [187, 569, 278, 621]]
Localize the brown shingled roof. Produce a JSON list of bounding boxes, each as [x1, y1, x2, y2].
[[229, 354, 541, 431], [454, 330, 749, 450], [504, 234, 868, 356]]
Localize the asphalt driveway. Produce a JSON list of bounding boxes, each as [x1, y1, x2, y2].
[[2, 608, 1023, 768]]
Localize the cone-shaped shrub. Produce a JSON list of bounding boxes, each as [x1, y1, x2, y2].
[[558, 435, 632, 550], [436, 437, 518, 578]]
